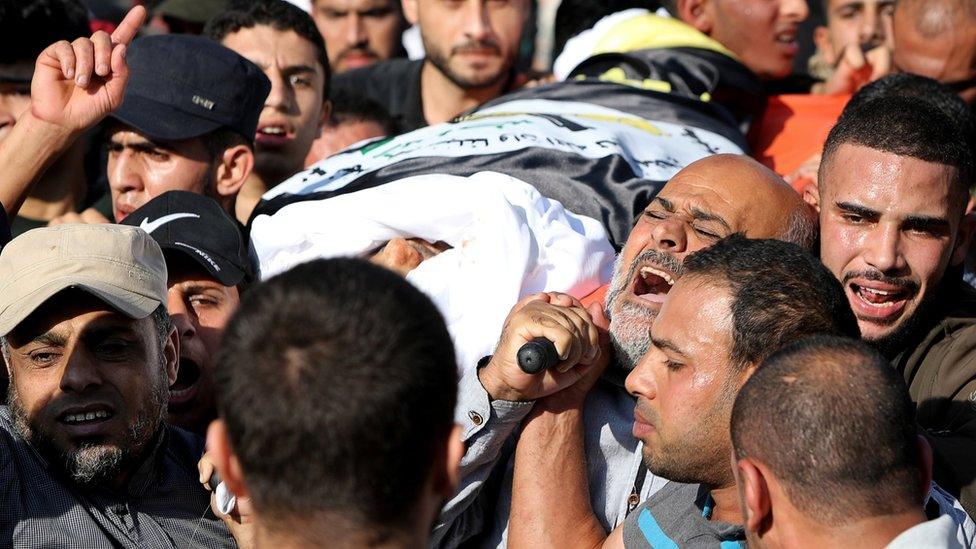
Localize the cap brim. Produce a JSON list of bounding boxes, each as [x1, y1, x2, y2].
[[163, 246, 246, 287], [112, 94, 224, 142], [0, 276, 162, 336]]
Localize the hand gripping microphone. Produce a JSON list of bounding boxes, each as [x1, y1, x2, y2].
[[516, 338, 560, 374]]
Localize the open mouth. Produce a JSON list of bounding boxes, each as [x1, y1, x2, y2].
[[170, 357, 202, 406], [848, 281, 913, 323], [255, 124, 292, 148], [58, 405, 115, 426], [632, 265, 675, 304]]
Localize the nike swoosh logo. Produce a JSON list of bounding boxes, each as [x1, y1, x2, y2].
[[139, 213, 200, 234]]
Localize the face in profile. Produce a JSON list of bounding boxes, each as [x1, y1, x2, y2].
[[221, 25, 329, 185], [107, 128, 216, 223], [5, 291, 175, 486], [312, 0, 404, 73], [817, 143, 971, 352], [404, 0, 528, 89], [165, 256, 240, 435], [625, 275, 742, 486]]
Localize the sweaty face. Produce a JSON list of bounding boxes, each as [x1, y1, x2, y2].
[[604, 155, 803, 369], [892, 9, 976, 105], [107, 128, 215, 223], [222, 26, 328, 186], [625, 277, 743, 487], [165, 256, 239, 435], [0, 63, 32, 145], [818, 144, 969, 353], [818, 0, 895, 65], [5, 292, 175, 486], [408, 0, 528, 89], [705, 0, 809, 80], [313, 0, 403, 73]]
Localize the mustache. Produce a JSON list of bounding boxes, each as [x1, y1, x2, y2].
[[634, 400, 658, 426], [842, 270, 919, 293], [336, 46, 379, 61], [625, 249, 684, 282], [451, 39, 501, 56]]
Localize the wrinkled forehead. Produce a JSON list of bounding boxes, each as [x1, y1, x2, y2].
[[7, 291, 141, 347], [657, 169, 795, 237]]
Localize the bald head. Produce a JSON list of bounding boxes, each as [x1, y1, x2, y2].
[[732, 335, 924, 525], [661, 154, 817, 250]]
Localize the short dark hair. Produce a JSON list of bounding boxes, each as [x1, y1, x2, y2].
[[216, 258, 458, 535], [205, 0, 331, 98], [325, 90, 397, 136], [0, 0, 90, 65], [732, 335, 923, 523], [682, 235, 860, 369], [821, 95, 975, 204]]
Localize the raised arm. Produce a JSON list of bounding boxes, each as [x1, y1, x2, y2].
[[508, 302, 623, 549], [0, 6, 144, 217]]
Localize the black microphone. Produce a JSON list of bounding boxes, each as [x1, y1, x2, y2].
[[517, 337, 560, 374]]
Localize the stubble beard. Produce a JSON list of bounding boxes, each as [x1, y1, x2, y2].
[[8, 359, 170, 487], [424, 39, 512, 91]]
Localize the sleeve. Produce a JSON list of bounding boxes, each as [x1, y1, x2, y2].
[[916, 327, 976, 516], [429, 367, 533, 548]]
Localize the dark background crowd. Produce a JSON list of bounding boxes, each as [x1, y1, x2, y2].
[[0, 0, 975, 548]]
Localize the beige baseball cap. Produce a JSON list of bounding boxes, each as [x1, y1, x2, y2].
[[0, 224, 168, 336]]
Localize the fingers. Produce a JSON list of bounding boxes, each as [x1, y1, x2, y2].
[[91, 31, 113, 78], [71, 38, 95, 88], [198, 455, 216, 489], [111, 5, 147, 47], [52, 40, 76, 81]]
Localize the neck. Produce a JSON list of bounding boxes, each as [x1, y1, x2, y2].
[[420, 60, 509, 126], [236, 172, 267, 224], [778, 508, 926, 548], [255, 519, 426, 549], [18, 143, 86, 221], [708, 484, 744, 524]]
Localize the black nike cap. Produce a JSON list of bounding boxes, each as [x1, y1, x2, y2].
[[121, 191, 252, 287]]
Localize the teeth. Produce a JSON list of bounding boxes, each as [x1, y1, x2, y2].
[[260, 127, 285, 136], [861, 287, 892, 296], [640, 267, 675, 286], [63, 410, 110, 424]]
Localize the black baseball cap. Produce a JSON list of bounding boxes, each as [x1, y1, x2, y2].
[[121, 191, 252, 287], [112, 34, 271, 142]]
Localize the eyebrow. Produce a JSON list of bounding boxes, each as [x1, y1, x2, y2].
[[903, 214, 952, 233], [283, 65, 318, 75], [28, 331, 68, 348], [654, 197, 675, 212], [689, 207, 732, 231], [834, 201, 880, 219], [107, 136, 171, 152], [650, 335, 687, 358]]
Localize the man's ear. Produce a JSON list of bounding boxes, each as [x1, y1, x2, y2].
[[802, 178, 822, 213], [677, 0, 714, 35], [813, 26, 838, 66], [916, 434, 934, 501], [214, 145, 254, 202], [401, 0, 419, 25], [433, 424, 464, 498], [737, 458, 772, 535], [165, 325, 179, 388], [950, 211, 975, 266], [207, 419, 251, 499]]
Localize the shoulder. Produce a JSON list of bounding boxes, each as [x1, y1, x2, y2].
[[333, 59, 423, 91]]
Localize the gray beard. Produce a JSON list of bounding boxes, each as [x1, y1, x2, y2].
[[605, 250, 682, 370], [7, 362, 170, 487]]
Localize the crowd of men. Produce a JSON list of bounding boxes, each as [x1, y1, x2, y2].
[[0, 0, 974, 548]]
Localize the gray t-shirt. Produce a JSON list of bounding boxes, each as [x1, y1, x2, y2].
[[623, 481, 746, 549]]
